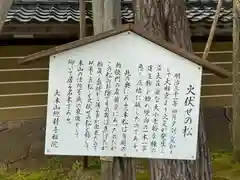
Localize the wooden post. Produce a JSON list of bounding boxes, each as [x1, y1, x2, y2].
[[0, 0, 14, 32], [79, 0, 88, 169], [232, 0, 240, 162], [79, 0, 86, 39]]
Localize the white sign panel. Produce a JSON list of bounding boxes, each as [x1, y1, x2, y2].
[[45, 31, 202, 160]]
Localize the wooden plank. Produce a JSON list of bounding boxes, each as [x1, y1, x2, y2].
[[193, 42, 232, 52], [201, 95, 232, 107], [201, 84, 232, 96], [0, 69, 230, 85], [0, 45, 54, 56], [203, 62, 239, 73], [0, 94, 231, 121], [0, 93, 47, 108], [0, 83, 232, 100], [134, 26, 231, 78], [202, 74, 232, 85], [0, 50, 232, 71], [0, 61, 232, 76], [0, 93, 232, 122], [0, 70, 231, 84], [0, 57, 49, 69], [195, 53, 233, 63], [19, 25, 231, 78], [0, 79, 232, 96], [19, 26, 129, 64], [0, 44, 233, 64], [0, 93, 232, 109], [0, 81, 48, 95], [0, 95, 230, 122], [0, 44, 233, 72], [0, 70, 48, 82], [2, 25, 78, 35], [0, 43, 232, 58], [0, 44, 233, 61], [0, 106, 46, 121]]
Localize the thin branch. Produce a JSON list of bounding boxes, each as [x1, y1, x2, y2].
[[202, 0, 223, 60]]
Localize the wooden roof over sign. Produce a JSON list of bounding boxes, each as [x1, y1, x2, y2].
[[19, 24, 231, 78]]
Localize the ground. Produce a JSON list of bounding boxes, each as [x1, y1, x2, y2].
[[0, 151, 239, 180], [0, 109, 234, 180], [212, 152, 240, 180]]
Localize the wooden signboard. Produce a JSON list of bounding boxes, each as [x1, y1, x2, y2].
[[19, 25, 230, 160]]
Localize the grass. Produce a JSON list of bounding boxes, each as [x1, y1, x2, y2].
[[212, 151, 240, 180], [0, 152, 240, 180]]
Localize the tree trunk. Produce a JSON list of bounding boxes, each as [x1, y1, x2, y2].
[[136, 0, 212, 179], [92, 0, 104, 35], [0, 0, 14, 32], [92, 1, 136, 179]]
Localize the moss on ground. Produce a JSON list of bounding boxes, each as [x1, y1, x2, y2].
[[1, 152, 240, 180], [212, 151, 240, 180]]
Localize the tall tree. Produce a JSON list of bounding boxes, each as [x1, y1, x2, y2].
[[92, 1, 136, 179], [0, 0, 14, 32], [135, 1, 212, 179]]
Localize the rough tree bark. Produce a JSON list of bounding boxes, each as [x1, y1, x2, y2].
[[135, 1, 212, 179]]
